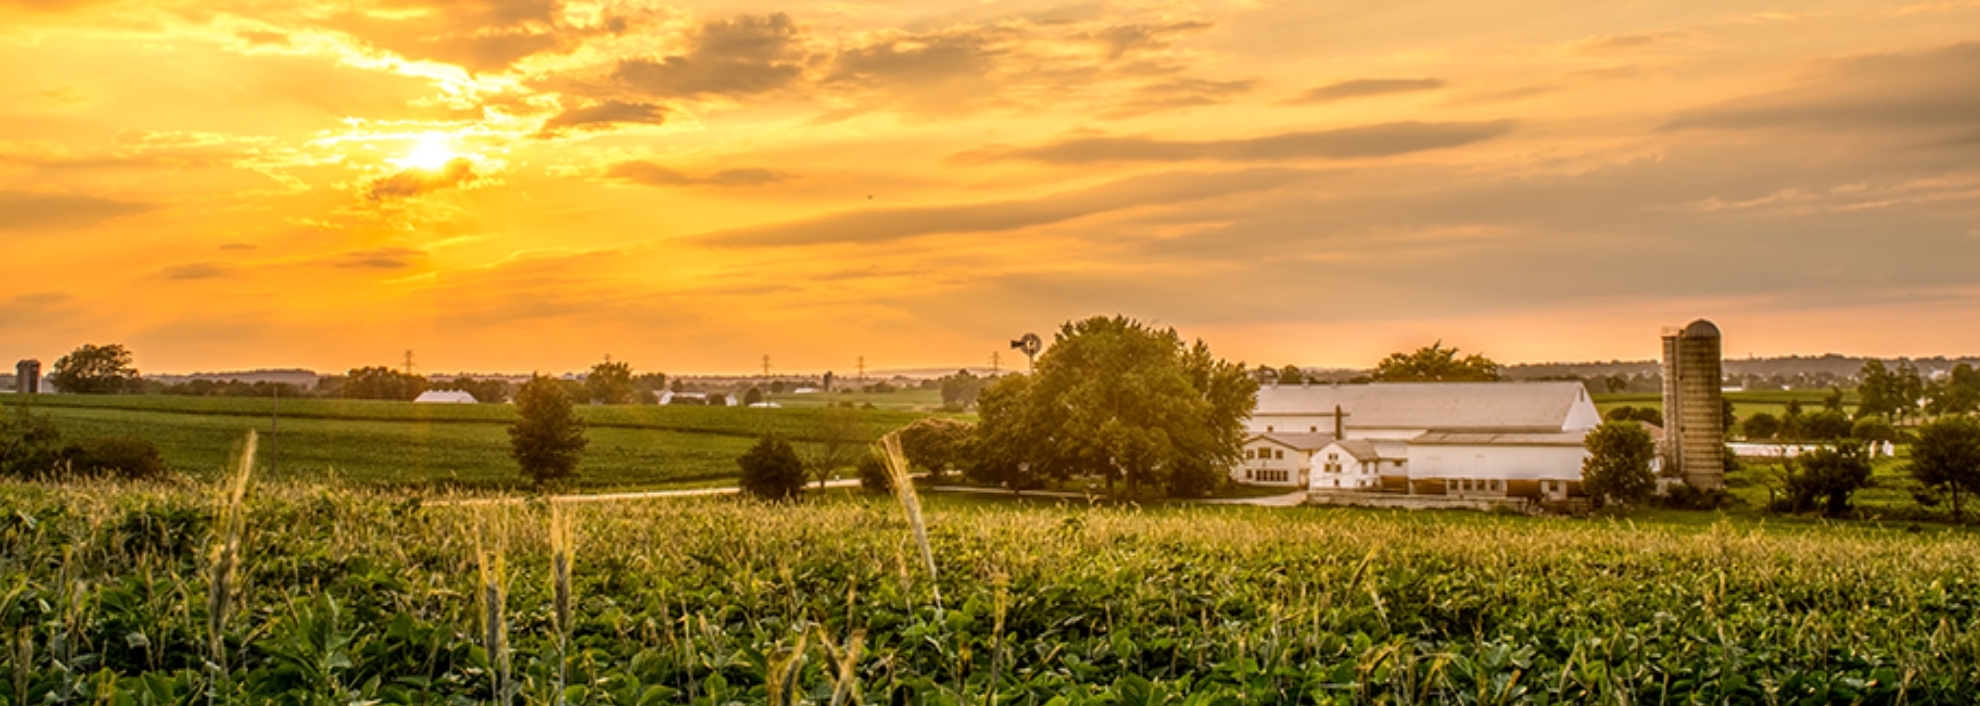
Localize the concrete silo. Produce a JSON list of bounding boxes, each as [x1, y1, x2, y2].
[[13, 360, 39, 395], [1660, 320, 1724, 489]]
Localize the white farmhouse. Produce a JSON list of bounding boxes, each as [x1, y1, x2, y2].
[[1240, 381, 1602, 502]]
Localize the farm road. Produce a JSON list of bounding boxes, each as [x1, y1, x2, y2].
[[435, 481, 1308, 507]]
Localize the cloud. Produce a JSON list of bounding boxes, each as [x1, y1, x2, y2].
[[1665, 42, 1980, 136], [1102, 77, 1256, 118], [1291, 78, 1447, 104], [605, 162, 788, 187], [1570, 32, 1687, 55], [537, 101, 665, 135], [364, 159, 480, 201], [0, 190, 154, 231], [219, 242, 258, 251], [610, 14, 804, 98], [329, 247, 426, 269], [969, 121, 1516, 164], [689, 168, 1307, 248], [1080, 21, 1215, 61], [323, 0, 602, 73], [162, 262, 233, 280]]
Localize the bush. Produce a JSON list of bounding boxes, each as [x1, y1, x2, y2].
[[1782, 443, 1873, 517], [856, 451, 892, 494], [738, 435, 807, 501], [65, 436, 169, 481], [1659, 484, 1734, 510]]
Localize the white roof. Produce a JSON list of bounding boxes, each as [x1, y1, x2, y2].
[[414, 390, 478, 404], [1253, 381, 1593, 432], [1324, 439, 1410, 460], [1409, 431, 1589, 447], [1246, 432, 1334, 451]]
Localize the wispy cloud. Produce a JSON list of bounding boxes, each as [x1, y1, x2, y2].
[[1290, 78, 1447, 104], [965, 121, 1516, 164]]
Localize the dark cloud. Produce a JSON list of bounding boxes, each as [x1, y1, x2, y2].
[[967, 120, 1516, 164], [364, 159, 479, 201], [537, 100, 665, 135], [329, 247, 426, 270], [689, 168, 1306, 248], [1102, 77, 1256, 118], [1665, 42, 1980, 136], [324, 0, 588, 73], [162, 262, 232, 280], [610, 14, 803, 98], [605, 162, 787, 187], [1291, 78, 1446, 104], [0, 190, 154, 231]]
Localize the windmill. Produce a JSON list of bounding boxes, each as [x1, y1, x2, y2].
[[1009, 333, 1042, 373]]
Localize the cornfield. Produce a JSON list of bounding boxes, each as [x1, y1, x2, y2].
[[1, 475, 1977, 704]]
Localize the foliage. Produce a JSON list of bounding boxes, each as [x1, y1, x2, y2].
[[6, 484, 1980, 703], [742, 387, 764, 406], [856, 449, 892, 493], [1782, 443, 1874, 517], [1926, 363, 1980, 416], [1372, 341, 1500, 382], [631, 372, 668, 405], [162, 379, 303, 398], [737, 434, 806, 500], [1580, 421, 1657, 507], [433, 377, 509, 403], [802, 406, 863, 487], [342, 366, 428, 401], [1802, 410, 1854, 441], [970, 316, 1257, 498], [1742, 412, 1780, 441], [939, 370, 987, 411], [509, 376, 587, 489], [1603, 405, 1662, 425], [49, 343, 140, 394], [1908, 416, 1980, 522], [63, 436, 169, 480], [0, 399, 66, 477], [585, 360, 635, 405], [1850, 417, 1896, 444], [896, 417, 975, 479], [1855, 359, 1924, 423]]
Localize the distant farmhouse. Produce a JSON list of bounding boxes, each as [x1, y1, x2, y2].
[[1240, 381, 1602, 502]]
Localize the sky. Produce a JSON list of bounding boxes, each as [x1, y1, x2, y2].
[[3, 0, 1978, 376]]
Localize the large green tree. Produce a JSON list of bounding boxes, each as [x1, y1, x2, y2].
[[49, 343, 139, 394], [1909, 416, 1980, 522], [1784, 444, 1873, 517], [1372, 341, 1500, 382], [1581, 421, 1657, 508], [509, 375, 588, 489], [738, 434, 807, 501], [586, 359, 635, 404], [969, 315, 1257, 498]]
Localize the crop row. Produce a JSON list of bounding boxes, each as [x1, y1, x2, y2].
[[3, 479, 1978, 704]]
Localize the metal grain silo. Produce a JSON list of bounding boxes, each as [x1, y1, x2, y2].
[[1660, 320, 1724, 489]]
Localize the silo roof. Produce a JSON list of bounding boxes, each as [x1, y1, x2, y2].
[[1684, 319, 1720, 337]]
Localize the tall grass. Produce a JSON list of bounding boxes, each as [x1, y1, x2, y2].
[[205, 430, 255, 674]]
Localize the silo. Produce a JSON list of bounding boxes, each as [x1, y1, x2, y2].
[[1659, 320, 1724, 489], [14, 359, 40, 395]]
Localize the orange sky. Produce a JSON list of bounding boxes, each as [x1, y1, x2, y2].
[[4, 0, 1979, 375]]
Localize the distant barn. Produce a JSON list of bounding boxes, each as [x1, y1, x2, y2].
[[413, 390, 478, 404]]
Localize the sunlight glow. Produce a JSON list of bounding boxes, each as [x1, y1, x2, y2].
[[397, 137, 457, 171]]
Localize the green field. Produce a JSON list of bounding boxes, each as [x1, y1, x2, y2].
[[1595, 389, 1863, 434], [8, 394, 933, 490], [4, 481, 1976, 703]]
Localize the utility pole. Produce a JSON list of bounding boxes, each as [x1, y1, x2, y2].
[[857, 356, 866, 384], [761, 355, 771, 377], [990, 351, 1001, 375], [403, 349, 416, 376]]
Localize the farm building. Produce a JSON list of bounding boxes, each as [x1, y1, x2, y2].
[[1240, 381, 1601, 501], [413, 390, 478, 403]]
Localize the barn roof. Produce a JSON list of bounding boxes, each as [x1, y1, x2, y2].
[[1253, 381, 1592, 432], [1246, 432, 1334, 451], [413, 390, 478, 404], [1409, 431, 1589, 446]]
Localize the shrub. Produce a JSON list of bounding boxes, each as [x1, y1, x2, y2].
[[66, 436, 169, 481], [1581, 421, 1657, 508], [856, 450, 892, 494], [738, 435, 806, 501]]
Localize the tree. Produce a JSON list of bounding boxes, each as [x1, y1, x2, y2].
[[939, 370, 985, 411], [804, 406, 863, 488], [1893, 361, 1925, 423], [1372, 341, 1500, 382], [742, 387, 764, 406], [896, 417, 974, 479], [1909, 416, 1980, 522], [1802, 410, 1854, 441], [1925, 363, 1980, 417], [1822, 387, 1847, 413], [1581, 421, 1658, 508], [968, 315, 1257, 498], [49, 343, 139, 394], [1722, 398, 1737, 435], [1850, 417, 1896, 445], [1742, 412, 1781, 442], [509, 375, 587, 489], [1605, 406, 1662, 425], [1278, 365, 1306, 385], [0, 399, 64, 477], [856, 449, 893, 493], [632, 372, 668, 404], [344, 366, 427, 400], [586, 360, 635, 404], [1780, 399, 1807, 441], [738, 434, 806, 501], [1783, 443, 1873, 517], [436, 377, 509, 403]]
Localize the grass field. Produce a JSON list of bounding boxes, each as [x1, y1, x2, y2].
[[8, 394, 933, 490], [4, 479, 1976, 703], [1595, 389, 1862, 435]]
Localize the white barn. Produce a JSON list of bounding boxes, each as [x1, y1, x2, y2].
[[1239, 382, 1603, 501], [414, 390, 478, 404]]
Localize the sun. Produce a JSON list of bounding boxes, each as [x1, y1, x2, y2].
[[397, 137, 458, 171]]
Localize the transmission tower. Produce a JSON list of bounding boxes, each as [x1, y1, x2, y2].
[[857, 356, 866, 383], [990, 351, 1001, 374], [761, 354, 771, 377], [403, 349, 416, 376]]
